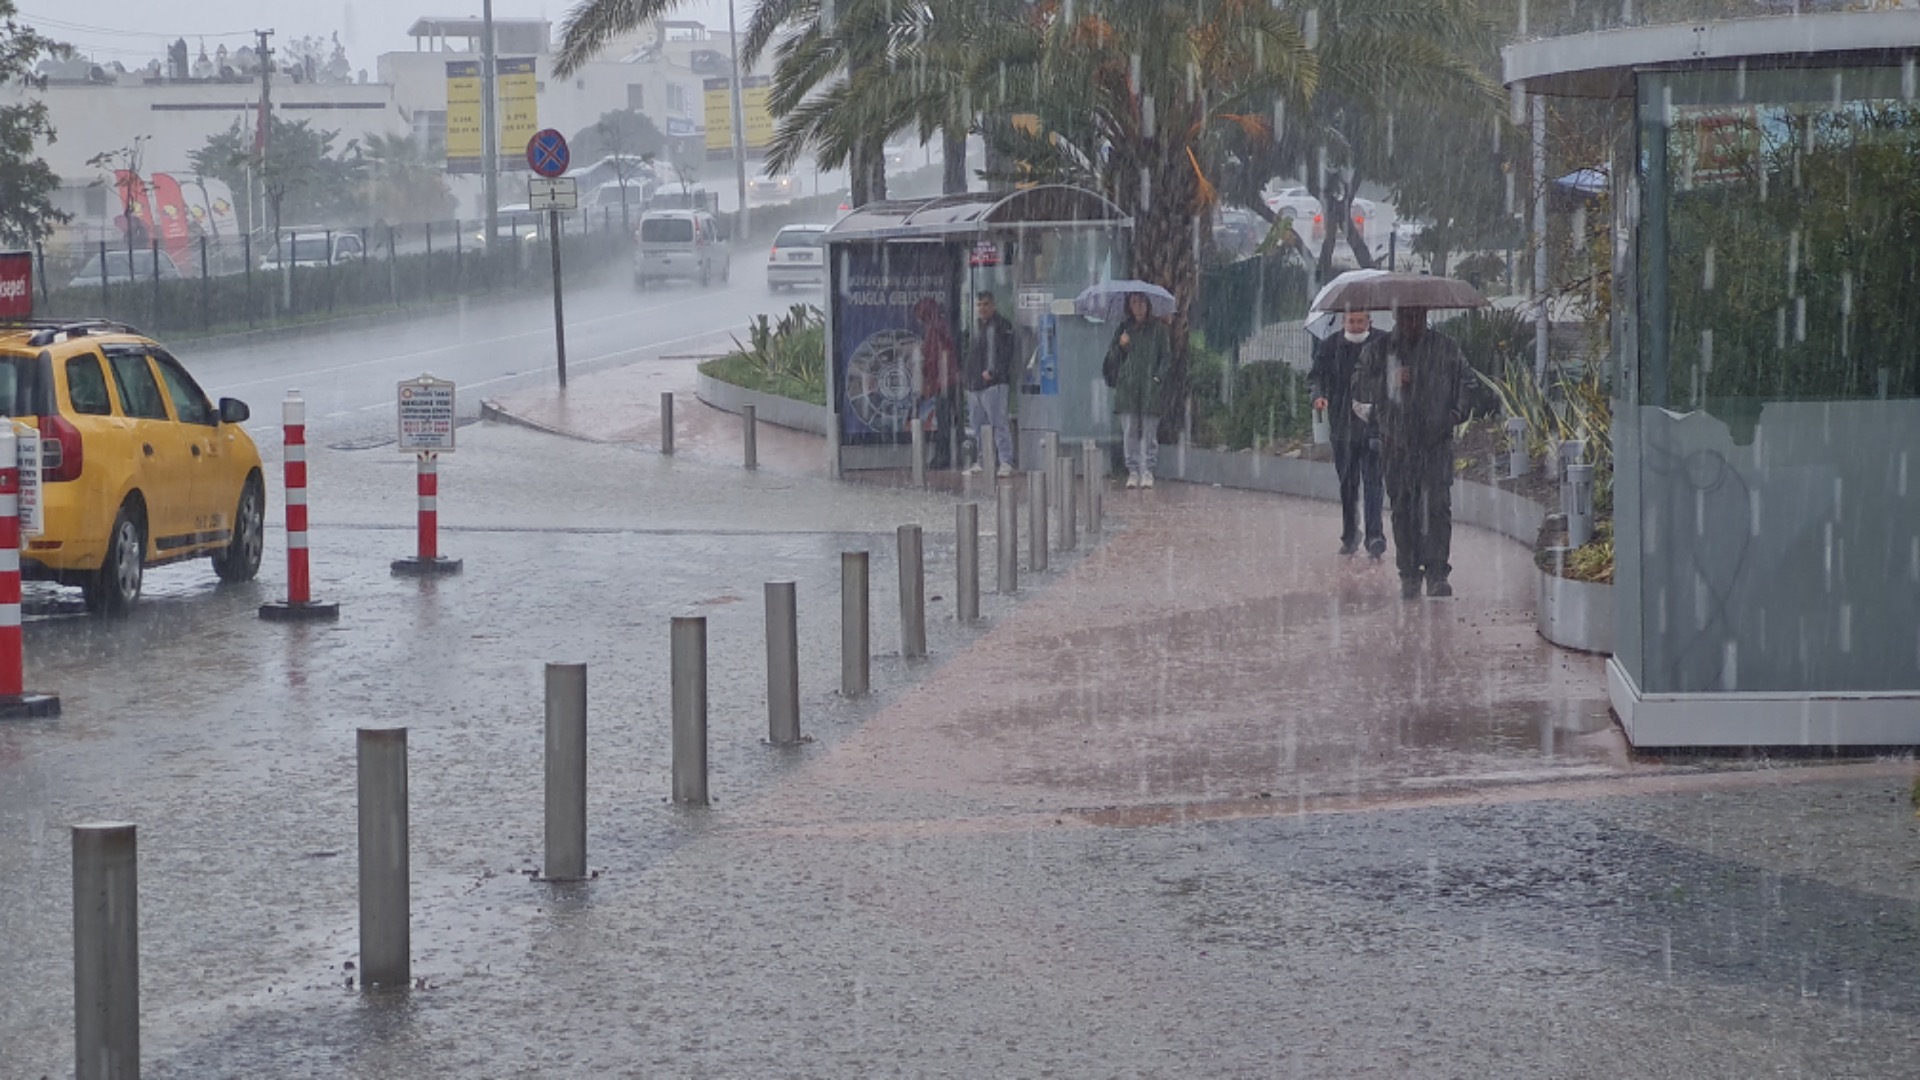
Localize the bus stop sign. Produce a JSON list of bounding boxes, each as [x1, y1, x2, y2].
[[527, 129, 570, 178]]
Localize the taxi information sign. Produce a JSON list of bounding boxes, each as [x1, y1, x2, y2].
[[397, 376, 457, 452], [12, 419, 39, 536]]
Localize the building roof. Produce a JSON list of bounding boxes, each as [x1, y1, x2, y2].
[[1504, 9, 1920, 96], [824, 185, 1131, 242], [407, 17, 552, 38]]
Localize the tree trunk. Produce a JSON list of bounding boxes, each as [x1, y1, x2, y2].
[[850, 139, 889, 207], [1117, 152, 1201, 441], [981, 116, 1011, 192], [942, 125, 968, 194]]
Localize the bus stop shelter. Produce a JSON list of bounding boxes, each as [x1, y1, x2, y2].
[[820, 185, 1131, 474]]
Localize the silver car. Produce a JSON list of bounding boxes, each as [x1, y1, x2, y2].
[[765, 224, 827, 291]]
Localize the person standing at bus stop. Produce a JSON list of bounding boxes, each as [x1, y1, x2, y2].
[[965, 291, 1018, 476]]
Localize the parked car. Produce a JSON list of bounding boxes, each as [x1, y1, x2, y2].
[[0, 319, 262, 613], [749, 173, 798, 201], [1212, 207, 1262, 257], [633, 210, 730, 288], [1263, 185, 1320, 226], [66, 249, 184, 289], [766, 223, 828, 291], [647, 187, 718, 214], [589, 180, 653, 217], [260, 229, 365, 269], [471, 206, 542, 244]]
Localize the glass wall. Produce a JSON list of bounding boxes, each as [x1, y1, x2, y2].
[[1625, 65, 1920, 695]]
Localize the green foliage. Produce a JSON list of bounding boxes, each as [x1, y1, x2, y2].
[[707, 303, 828, 403], [0, 4, 70, 244], [360, 133, 455, 225], [1437, 306, 1530, 417], [1452, 251, 1511, 292], [190, 116, 365, 234], [1197, 252, 1313, 353], [1188, 335, 1314, 452]]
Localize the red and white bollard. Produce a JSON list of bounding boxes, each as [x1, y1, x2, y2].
[[260, 390, 339, 621], [390, 451, 461, 576], [0, 423, 58, 717]]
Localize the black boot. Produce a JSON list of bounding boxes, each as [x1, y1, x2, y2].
[[1426, 577, 1453, 598]]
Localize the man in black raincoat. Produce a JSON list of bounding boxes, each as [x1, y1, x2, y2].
[[1309, 309, 1388, 557], [1350, 307, 1474, 599]]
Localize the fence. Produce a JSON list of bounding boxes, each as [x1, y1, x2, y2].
[[34, 208, 636, 338]]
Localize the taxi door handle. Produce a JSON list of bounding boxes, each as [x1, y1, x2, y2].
[[142, 444, 154, 457]]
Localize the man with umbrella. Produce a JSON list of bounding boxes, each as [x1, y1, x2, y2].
[[1337, 275, 1483, 599], [1310, 307, 1388, 557]]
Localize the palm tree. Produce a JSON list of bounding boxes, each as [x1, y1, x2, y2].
[[361, 132, 454, 225]]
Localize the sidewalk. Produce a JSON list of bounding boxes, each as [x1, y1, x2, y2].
[[455, 362, 1920, 1075]]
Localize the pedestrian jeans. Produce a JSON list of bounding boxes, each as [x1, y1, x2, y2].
[[967, 384, 1014, 467], [1331, 436, 1385, 547], [1120, 413, 1160, 476], [1386, 450, 1454, 583]]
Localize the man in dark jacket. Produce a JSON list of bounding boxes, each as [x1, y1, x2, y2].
[[1309, 309, 1388, 557], [1351, 307, 1474, 599], [964, 291, 1019, 474]]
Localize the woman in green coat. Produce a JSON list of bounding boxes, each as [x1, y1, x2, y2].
[[1104, 292, 1172, 488]]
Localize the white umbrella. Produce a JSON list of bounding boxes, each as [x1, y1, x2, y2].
[[1306, 270, 1394, 339]]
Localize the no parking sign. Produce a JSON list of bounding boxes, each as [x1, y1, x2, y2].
[[397, 376, 457, 452]]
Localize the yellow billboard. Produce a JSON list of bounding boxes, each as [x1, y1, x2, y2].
[[704, 75, 773, 159], [445, 58, 539, 173], [445, 61, 482, 172], [497, 58, 539, 159]]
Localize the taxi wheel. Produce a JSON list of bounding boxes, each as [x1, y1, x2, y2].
[[84, 503, 145, 616], [212, 474, 264, 583]]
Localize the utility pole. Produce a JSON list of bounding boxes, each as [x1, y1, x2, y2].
[[726, 0, 749, 240], [255, 29, 273, 248], [482, 0, 499, 253]]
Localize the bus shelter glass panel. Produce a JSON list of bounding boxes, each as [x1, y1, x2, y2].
[[1629, 66, 1920, 695]]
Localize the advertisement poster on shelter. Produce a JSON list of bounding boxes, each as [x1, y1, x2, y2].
[[834, 245, 952, 444]]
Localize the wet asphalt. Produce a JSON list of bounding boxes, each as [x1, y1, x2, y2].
[[2, 315, 1918, 1074]]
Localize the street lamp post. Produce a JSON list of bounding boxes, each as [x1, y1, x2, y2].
[[726, 0, 750, 240], [482, 0, 499, 252]]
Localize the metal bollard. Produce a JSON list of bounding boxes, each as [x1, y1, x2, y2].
[[1043, 431, 1062, 520], [1057, 457, 1078, 552], [356, 727, 410, 989], [660, 392, 675, 455], [1028, 469, 1049, 572], [543, 663, 587, 881], [1558, 439, 1587, 519], [910, 417, 925, 489], [1505, 416, 1528, 479], [995, 484, 1018, 594], [956, 503, 979, 622], [766, 581, 801, 744], [671, 616, 709, 804], [841, 551, 869, 696], [1567, 463, 1596, 549], [1082, 440, 1100, 528], [980, 423, 998, 478], [73, 822, 138, 1080], [898, 524, 926, 657], [743, 404, 758, 470]]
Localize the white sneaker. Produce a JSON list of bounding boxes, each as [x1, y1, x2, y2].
[[965, 463, 982, 475], [996, 463, 1013, 478], [1125, 472, 1140, 489], [1141, 472, 1155, 489]]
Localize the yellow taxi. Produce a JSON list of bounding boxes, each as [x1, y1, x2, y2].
[[1, 320, 264, 614]]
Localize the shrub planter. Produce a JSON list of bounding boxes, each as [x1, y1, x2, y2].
[[695, 372, 833, 436], [1172, 445, 1612, 654]]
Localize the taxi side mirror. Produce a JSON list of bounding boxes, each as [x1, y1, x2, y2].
[[219, 397, 250, 425]]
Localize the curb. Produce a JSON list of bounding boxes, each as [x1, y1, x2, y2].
[[693, 372, 834, 436], [477, 399, 605, 443]]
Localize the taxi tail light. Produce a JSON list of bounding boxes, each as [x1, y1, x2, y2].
[[42, 414, 82, 482]]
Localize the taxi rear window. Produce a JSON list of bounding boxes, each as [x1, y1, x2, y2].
[[0, 352, 51, 418], [641, 218, 694, 243]]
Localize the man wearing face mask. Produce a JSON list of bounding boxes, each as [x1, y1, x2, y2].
[[1350, 307, 1474, 599], [1309, 309, 1388, 557]]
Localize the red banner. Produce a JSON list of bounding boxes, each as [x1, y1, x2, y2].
[[113, 170, 155, 246], [148, 173, 193, 267], [0, 251, 32, 318]]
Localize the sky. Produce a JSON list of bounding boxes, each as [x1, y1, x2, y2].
[[19, 1, 744, 69]]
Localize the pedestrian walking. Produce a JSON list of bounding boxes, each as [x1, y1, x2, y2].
[[1310, 309, 1387, 557], [965, 291, 1018, 476], [1103, 291, 1171, 489], [912, 298, 960, 469], [1350, 307, 1474, 598]]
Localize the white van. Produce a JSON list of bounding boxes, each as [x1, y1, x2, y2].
[[633, 210, 730, 288]]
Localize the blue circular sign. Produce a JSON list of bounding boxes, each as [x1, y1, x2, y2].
[[527, 129, 570, 178]]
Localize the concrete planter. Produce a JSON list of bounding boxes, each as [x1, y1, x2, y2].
[[1536, 567, 1614, 654], [1172, 445, 1612, 655], [694, 372, 834, 436]]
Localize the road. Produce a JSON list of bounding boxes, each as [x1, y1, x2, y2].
[[181, 248, 819, 448]]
